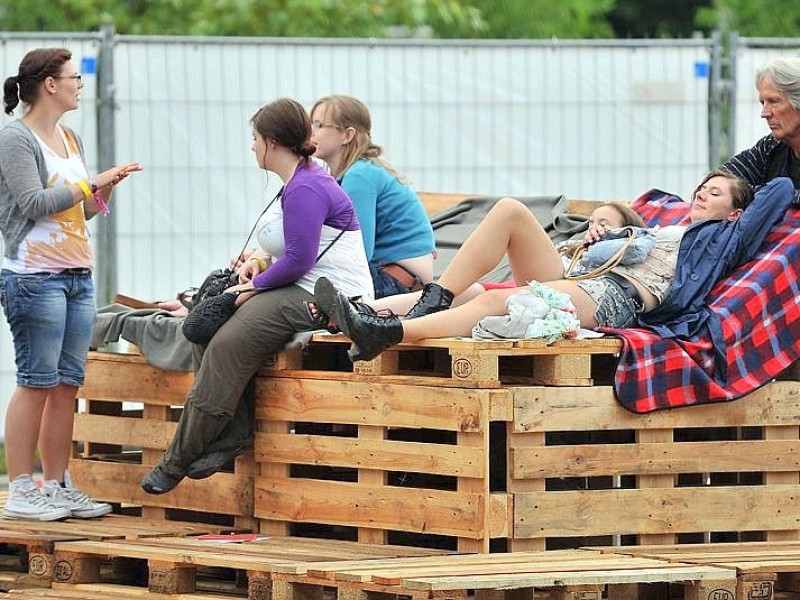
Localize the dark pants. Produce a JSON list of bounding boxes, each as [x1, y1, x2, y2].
[[160, 285, 313, 477]]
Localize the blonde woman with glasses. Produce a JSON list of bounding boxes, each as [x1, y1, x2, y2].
[[310, 95, 435, 298]]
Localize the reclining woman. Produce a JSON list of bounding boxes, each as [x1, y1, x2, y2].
[[141, 98, 372, 494], [310, 95, 435, 297], [314, 170, 796, 362]]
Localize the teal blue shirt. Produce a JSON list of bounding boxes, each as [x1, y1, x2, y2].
[[340, 159, 435, 265]]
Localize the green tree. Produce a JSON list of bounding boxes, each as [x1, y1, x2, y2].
[[0, 0, 614, 39], [696, 0, 800, 36], [609, 0, 712, 38], [427, 0, 615, 39]]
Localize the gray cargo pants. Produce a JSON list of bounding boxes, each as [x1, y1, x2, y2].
[[159, 285, 313, 477]]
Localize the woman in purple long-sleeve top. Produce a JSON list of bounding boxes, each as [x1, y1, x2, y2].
[[141, 98, 372, 494]]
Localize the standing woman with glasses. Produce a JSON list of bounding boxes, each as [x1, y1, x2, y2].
[[0, 47, 142, 520], [310, 95, 435, 298]]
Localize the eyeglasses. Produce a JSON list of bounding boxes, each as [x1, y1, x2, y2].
[[311, 120, 341, 131], [54, 74, 82, 82]]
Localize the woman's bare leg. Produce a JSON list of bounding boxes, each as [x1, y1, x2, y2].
[[401, 280, 599, 341], [38, 384, 78, 482], [437, 197, 564, 294], [371, 281, 486, 315]]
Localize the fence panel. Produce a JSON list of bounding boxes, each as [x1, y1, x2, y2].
[[0, 33, 718, 439], [111, 37, 715, 303]]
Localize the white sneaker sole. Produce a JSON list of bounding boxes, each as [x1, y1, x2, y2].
[[2, 506, 71, 521], [70, 504, 112, 519]]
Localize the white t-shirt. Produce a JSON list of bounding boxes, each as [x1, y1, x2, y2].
[[3, 126, 92, 273]]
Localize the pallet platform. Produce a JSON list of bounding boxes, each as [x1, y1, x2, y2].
[[270, 548, 737, 600], [72, 351, 256, 530], [76, 333, 800, 553], [260, 335, 622, 388], [592, 541, 800, 600], [47, 535, 448, 598], [507, 378, 800, 551], [2, 585, 230, 598], [0, 505, 225, 589]]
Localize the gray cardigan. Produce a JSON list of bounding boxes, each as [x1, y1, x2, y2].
[[0, 119, 94, 260]]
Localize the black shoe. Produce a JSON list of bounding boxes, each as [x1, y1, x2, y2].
[[186, 446, 244, 480], [404, 282, 454, 320], [140, 465, 183, 495], [314, 277, 404, 362]]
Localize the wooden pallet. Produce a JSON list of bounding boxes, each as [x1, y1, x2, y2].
[[74, 351, 256, 530], [2, 585, 229, 599], [507, 378, 800, 551], [0, 507, 224, 588], [47, 535, 448, 598], [78, 340, 800, 554], [260, 335, 622, 388], [592, 541, 800, 600], [253, 370, 513, 552], [270, 548, 737, 600]]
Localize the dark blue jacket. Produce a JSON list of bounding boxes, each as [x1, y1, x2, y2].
[[637, 177, 796, 372]]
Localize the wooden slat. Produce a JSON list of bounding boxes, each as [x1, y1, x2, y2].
[[254, 477, 486, 538], [513, 380, 800, 432], [256, 379, 508, 432], [53, 535, 449, 573], [80, 353, 192, 404], [514, 485, 800, 539], [513, 439, 800, 478], [256, 432, 485, 478], [400, 565, 735, 591], [68, 460, 252, 517], [5, 584, 229, 599], [73, 413, 177, 449]]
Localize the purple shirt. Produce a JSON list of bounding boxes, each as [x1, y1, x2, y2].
[[253, 160, 359, 289]]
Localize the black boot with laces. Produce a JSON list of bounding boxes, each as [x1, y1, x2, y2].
[[314, 277, 404, 362], [404, 282, 454, 320]]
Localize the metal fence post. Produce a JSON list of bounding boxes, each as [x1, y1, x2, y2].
[[727, 31, 739, 160], [709, 30, 724, 168], [95, 23, 117, 305]]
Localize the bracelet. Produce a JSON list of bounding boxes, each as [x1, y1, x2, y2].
[[76, 179, 92, 199], [89, 178, 98, 193], [93, 192, 110, 216]]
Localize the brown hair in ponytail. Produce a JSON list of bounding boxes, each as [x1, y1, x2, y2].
[[3, 47, 71, 115], [251, 98, 316, 161]]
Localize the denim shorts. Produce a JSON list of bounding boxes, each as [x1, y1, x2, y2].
[[0, 269, 96, 388], [576, 275, 641, 328], [369, 262, 418, 299]]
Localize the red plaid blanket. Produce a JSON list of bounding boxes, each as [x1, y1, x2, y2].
[[608, 189, 800, 413]]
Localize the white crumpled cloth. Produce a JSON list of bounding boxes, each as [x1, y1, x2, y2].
[[472, 280, 581, 343]]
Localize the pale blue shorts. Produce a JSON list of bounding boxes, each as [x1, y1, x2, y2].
[[0, 269, 96, 388]]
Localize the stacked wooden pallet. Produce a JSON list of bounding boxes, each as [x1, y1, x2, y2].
[[271, 548, 739, 600], [0, 502, 224, 592], [16, 535, 447, 598], [593, 541, 800, 599], [253, 334, 621, 552], [70, 351, 256, 531], [70, 328, 800, 553]]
